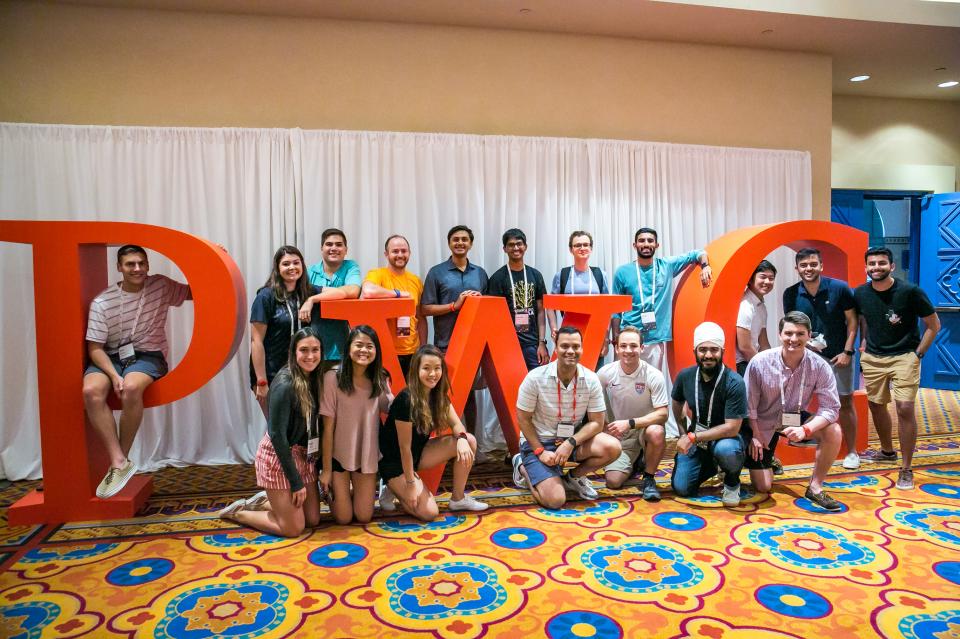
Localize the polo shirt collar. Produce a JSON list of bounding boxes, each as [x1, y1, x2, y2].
[[546, 360, 584, 383], [800, 276, 829, 298], [446, 256, 475, 272], [744, 288, 764, 306]]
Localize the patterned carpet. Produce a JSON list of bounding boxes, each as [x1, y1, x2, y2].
[[1, 389, 959, 638]]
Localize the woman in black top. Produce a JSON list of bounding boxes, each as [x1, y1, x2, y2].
[[378, 345, 489, 519], [249, 246, 321, 417], [221, 328, 323, 537]]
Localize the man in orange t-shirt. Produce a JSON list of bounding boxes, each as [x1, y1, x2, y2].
[[362, 235, 425, 380]]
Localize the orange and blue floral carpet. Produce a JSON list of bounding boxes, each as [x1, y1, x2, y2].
[[3, 454, 960, 638]]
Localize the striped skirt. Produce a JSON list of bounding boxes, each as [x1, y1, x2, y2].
[[254, 435, 317, 490]]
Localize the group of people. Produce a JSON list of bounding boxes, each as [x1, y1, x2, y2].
[[80, 226, 940, 535]]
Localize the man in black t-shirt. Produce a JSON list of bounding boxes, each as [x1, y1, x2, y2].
[[486, 228, 554, 370], [854, 247, 940, 490], [670, 322, 748, 507]]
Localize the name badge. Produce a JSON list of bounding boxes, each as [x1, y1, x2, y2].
[[781, 412, 802, 430], [556, 421, 575, 438], [118, 342, 136, 362], [515, 310, 531, 333], [396, 315, 412, 337], [694, 422, 710, 448], [640, 311, 657, 331], [307, 436, 320, 459]]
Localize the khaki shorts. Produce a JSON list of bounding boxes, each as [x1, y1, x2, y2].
[[860, 351, 920, 404], [605, 428, 645, 474]]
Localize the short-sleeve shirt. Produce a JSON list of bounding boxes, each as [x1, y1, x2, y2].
[[485, 264, 547, 347], [378, 388, 431, 472], [421, 258, 489, 350], [320, 369, 392, 474], [783, 276, 856, 360], [744, 348, 840, 446], [612, 250, 704, 345], [671, 365, 748, 429], [854, 279, 936, 356], [306, 259, 363, 361], [597, 360, 669, 423], [86, 274, 190, 357], [735, 289, 768, 364], [550, 267, 610, 294], [249, 284, 322, 386], [516, 361, 606, 442], [365, 268, 424, 355]]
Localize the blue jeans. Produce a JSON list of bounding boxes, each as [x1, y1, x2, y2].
[[671, 436, 745, 497]]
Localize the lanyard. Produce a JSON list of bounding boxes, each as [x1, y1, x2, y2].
[[634, 259, 657, 311], [693, 366, 725, 427], [285, 295, 302, 336], [572, 267, 596, 295], [779, 355, 807, 414], [118, 286, 146, 345], [511, 266, 530, 310], [557, 375, 578, 422]]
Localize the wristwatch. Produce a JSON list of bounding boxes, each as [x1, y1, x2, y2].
[[844, 349, 855, 356], [628, 418, 636, 429], [916, 350, 925, 359]]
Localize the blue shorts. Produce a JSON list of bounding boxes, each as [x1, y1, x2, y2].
[[520, 438, 581, 487], [84, 351, 168, 380]]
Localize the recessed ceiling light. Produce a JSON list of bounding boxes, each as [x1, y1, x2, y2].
[[849, 75, 871, 82], [938, 81, 959, 88]]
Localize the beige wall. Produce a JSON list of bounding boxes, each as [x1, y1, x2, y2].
[[833, 94, 960, 192], [0, 1, 833, 216]]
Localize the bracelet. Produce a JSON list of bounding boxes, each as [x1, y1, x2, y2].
[[687, 432, 697, 443], [802, 424, 812, 438], [256, 379, 268, 387], [394, 289, 401, 298], [628, 418, 636, 430], [456, 432, 468, 440], [449, 302, 456, 313], [533, 446, 545, 456], [406, 473, 419, 484]]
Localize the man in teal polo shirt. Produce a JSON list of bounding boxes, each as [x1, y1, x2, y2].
[[299, 228, 362, 362]]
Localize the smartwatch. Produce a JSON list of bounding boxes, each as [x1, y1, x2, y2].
[[628, 418, 636, 430]]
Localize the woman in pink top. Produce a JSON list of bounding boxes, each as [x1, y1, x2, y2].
[[320, 325, 392, 524]]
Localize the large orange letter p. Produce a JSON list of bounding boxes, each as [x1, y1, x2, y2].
[[0, 221, 245, 525]]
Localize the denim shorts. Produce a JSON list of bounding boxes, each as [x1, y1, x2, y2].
[[84, 350, 168, 380], [519, 438, 581, 487]]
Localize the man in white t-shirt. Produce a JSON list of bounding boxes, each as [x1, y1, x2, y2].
[[597, 327, 669, 501], [83, 245, 192, 500], [735, 260, 776, 376], [512, 327, 621, 509]]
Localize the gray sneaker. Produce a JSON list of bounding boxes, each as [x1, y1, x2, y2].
[[896, 468, 915, 490], [244, 491, 269, 511], [640, 475, 661, 502], [378, 482, 398, 512], [863, 449, 898, 464], [95, 460, 137, 499], [218, 498, 246, 520], [721, 484, 741, 507], [512, 453, 527, 489], [562, 472, 598, 500]]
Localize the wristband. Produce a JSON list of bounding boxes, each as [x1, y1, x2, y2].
[[566, 436, 577, 448], [456, 432, 468, 440], [802, 424, 812, 438], [687, 432, 697, 443], [844, 349, 855, 356], [394, 289, 401, 298], [628, 418, 636, 430], [256, 379, 268, 387], [449, 302, 456, 313], [533, 446, 545, 456]]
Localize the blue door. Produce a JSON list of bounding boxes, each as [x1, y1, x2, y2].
[[919, 193, 960, 390]]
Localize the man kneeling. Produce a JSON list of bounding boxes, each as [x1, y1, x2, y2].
[[512, 327, 621, 509], [670, 322, 748, 507], [743, 311, 844, 511]]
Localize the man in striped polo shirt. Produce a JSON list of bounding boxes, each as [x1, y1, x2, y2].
[[83, 245, 192, 499]]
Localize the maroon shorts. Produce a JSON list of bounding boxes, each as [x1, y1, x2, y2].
[[254, 435, 317, 490]]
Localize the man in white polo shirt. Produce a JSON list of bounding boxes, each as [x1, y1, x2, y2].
[[511, 326, 621, 509], [598, 327, 668, 501], [83, 245, 192, 499]]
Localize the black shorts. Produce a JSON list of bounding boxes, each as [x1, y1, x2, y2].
[[741, 411, 813, 470]]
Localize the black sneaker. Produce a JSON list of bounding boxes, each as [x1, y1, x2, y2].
[[804, 487, 843, 512], [788, 439, 818, 448], [771, 457, 784, 476], [640, 475, 661, 502]]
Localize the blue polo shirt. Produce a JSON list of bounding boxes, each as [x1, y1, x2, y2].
[[306, 259, 362, 361], [422, 257, 488, 350], [782, 276, 856, 360], [612, 250, 703, 345]]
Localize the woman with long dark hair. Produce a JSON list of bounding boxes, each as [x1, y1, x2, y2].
[[249, 246, 320, 416], [378, 345, 488, 520], [320, 325, 392, 524], [220, 328, 323, 536]]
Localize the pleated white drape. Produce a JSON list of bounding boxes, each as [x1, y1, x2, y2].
[[0, 123, 810, 480]]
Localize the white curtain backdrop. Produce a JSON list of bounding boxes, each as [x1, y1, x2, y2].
[[0, 123, 810, 480]]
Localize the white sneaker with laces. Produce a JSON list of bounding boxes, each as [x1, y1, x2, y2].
[[218, 498, 246, 520], [842, 452, 861, 470], [448, 495, 490, 512], [379, 483, 398, 512], [244, 491, 269, 510], [721, 484, 741, 507], [512, 453, 527, 489], [96, 459, 137, 499], [562, 472, 598, 500]]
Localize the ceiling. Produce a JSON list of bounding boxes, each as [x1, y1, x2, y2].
[[47, 0, 960, 100]]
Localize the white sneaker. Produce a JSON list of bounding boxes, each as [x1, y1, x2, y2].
[[218, 498, 246, 520], [378, 483, 398, 512], [512, 453, 527, 489], [722, 484, 741, 507], [842, 452, 861, 470], [448, 495, 489, 512], [562, 472, 598, 500], [245, 491, 269, 510], [96, 460, 137, 499]]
